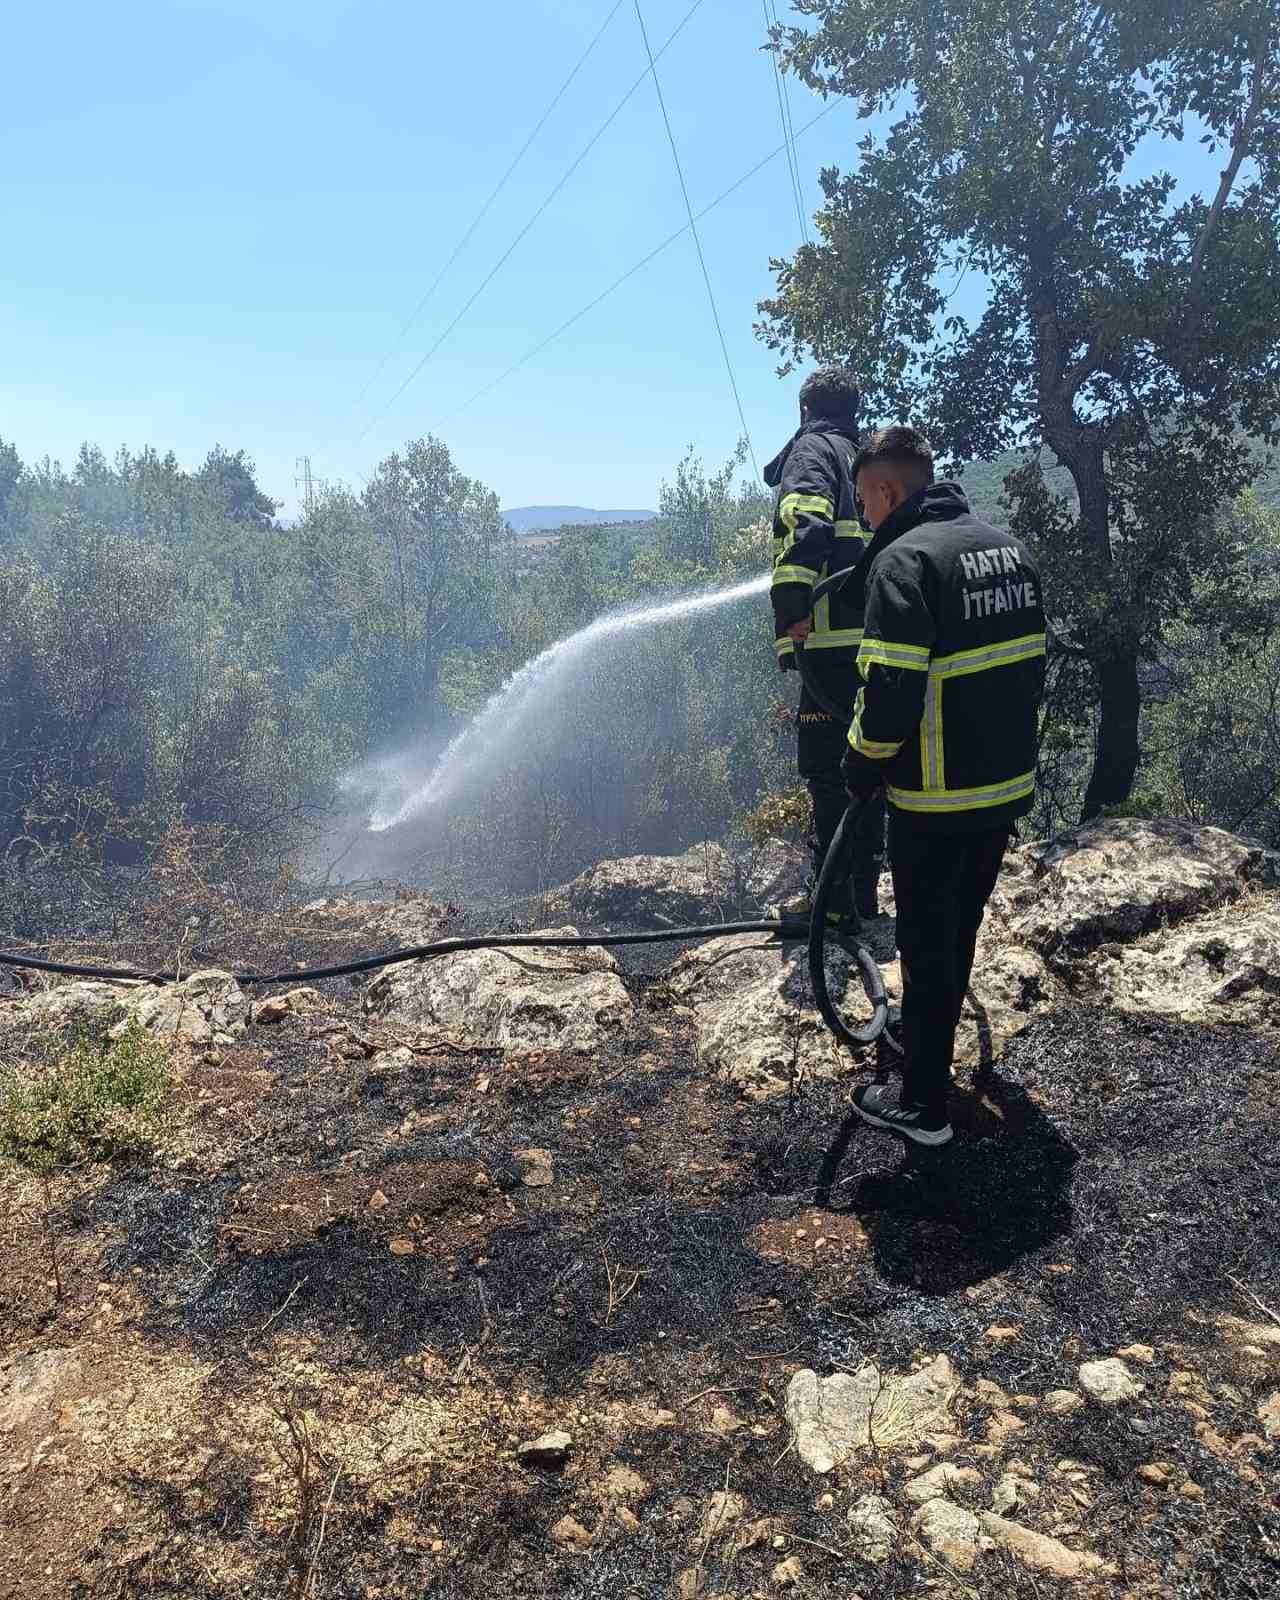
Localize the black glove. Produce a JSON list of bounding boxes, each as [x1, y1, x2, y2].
[[778, 651, 798, 672], [841, 751, 884, 803]]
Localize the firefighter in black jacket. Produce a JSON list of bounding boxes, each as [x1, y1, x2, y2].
[[841, 427, 1046, 1147], [766, 366, 885, 925]]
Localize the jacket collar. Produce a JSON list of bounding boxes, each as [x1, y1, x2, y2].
[[763, 417, 861, 487], [861, 480, 971, 564]]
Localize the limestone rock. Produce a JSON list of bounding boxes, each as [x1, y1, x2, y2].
[[786, 1356, 957, 1474], [551, 1514, 592, 1553], [912, 1498, 981, 1572], [696, 1490, 747, 1548], [771, 1556, 804, 1588], [979, 1513, 1115, 1579], [518, 1429, 571, 1469], [665, 935, 856, 1099], [1258, 1391, 1280, 1439], [253, 987, 322, 1024], [1079, 1358, 1144, 1406], [21, 969, 248, 1047], [0, 1348, 83, 1432], [1116, 1344, 1157, 1365], [547, 841, 801, 925], [847, 1494, 898, 1563], [991, 1473, 1037, 1515], [904, 1463, 983, 1506], [1088, 906, 1280, 1022], [1015, 818, 1260, 959], [365, 929, 631, 1054], [1043, 1390, 1084, 1416], [515, 1148, 555, 1188], [602, 1465, 651, 1506]]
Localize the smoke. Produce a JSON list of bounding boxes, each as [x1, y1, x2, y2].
[[317, 572, 781, 898]]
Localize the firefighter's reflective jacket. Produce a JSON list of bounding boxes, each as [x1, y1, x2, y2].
[[765, 419, 868, 668], [843, 482, 1046, 830]]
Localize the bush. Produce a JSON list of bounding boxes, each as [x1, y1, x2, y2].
[[0, 1014, 170, 1170]]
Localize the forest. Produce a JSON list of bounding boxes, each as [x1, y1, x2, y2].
[[1, 423, 1278, 903]]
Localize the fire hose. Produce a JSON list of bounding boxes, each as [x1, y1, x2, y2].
[[0, 568, 894, 1050]]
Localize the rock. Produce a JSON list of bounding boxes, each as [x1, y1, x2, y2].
[[708, 1406, 742, 1437], [984, 1325, 1021, 1344], [387, 1238, 415, 1255], [1258, 1392, 1280, 1439], [786, 1357, 957, 1474], [771, 1556, 804, 1588], [664, 935, 851, 1099], [1136, 1463, 1172, 1487], [515, 1148, 555, 1188], [366, 929, 631, 1055], [974, 1378, 1010, 1407], [912, 1498, 981, 1572], [602, 1465, 650, 1506], [615, 1506, 640, 1534], [22, 970, 248, 1047], [0, 1349, 82, 1432], [550, 1514, 592, 1553], [953, 944, 1058, 1072], [1043, 1390, 1084, 1416], [986, 1410, 1027, 1446], [696, 1490, 747, 1547], [367, 1188, 389, 1211], [847, 1494, 899, 1563], [1079, 1358, 1144, 1406], [252, 987, 322, 1024], [991, 1473, 1036, 1515], [673, 1569, 703, 1600], [904, 1463, 983, 1506], [1217, 1314, 1280, 1355], [1116, 1344, 1157, 1364], [1015, 818, 1260, 959], [518, 1430, 572, 1469], [1088, 905, 1280, 1023], [546, 841, 799, 925], [979, 1513, 1114, 1578]]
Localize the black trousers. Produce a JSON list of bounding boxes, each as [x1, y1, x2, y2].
[[797, 683, 885, 904], [889, 815, 1011, 1119]]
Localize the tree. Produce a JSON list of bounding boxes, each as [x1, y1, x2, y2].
[[0, 437, 23, 538], [760, 0, 1280, 815], [195, 446, 278, 528]]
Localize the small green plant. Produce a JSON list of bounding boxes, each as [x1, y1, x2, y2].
[[0, 1013, 170, 1171]]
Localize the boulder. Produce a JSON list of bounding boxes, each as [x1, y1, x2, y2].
[[904, 1463, 983, 1506], [786, 1357, 957, 1474], [664, 935, 855, 1099], [911, 1498, 981, 1572], [1013, 819, 1261, 959], [546, 841, 804, 926], [1087, 905, 1280, 1022], [21, 970, 248, 1047], [979, 1513, 1115, 1579], [365, 930, 631, 1055], [847, 1494, 899, 1563], [1078, 1358, 1144, 1406]]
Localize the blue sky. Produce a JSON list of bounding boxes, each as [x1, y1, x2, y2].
[[2, 1, 1225, 520]]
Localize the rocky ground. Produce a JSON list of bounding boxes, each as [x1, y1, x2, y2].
[[0, 818, 1278, 1598]]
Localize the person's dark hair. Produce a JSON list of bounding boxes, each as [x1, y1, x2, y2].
[[799, 365, 860, 422], [852, 425, 935, 492]]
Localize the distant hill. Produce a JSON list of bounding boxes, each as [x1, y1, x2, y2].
[[502, 505, 656, 532]]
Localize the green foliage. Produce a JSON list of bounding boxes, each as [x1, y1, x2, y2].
[[0, 1015, 170, 1171], [741, 784, 812, 846]]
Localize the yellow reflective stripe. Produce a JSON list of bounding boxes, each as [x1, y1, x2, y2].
[[834, 520, 869, 540], [887, 772, 1036, 813], [922, 676, 944, 789], [858, 639, 931, 672], [849, 689, 903, 758], [774, 635, 795, 655], [778, 492, 835, 534], [803, 628, 864, 649], [772, 564, 817, 587], [929, 633, 1046, 679], [813, 587, 831, 636]]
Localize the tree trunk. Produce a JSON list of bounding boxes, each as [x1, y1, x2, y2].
[[1081, 642, 1140, 819]]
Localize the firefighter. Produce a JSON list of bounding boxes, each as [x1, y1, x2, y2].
[[841, 426, 1046, 1147], [766, 365, 885, 927]]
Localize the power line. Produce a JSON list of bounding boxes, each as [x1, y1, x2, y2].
[[449, 101, 836, 421], [342, 0, 627, 428], [356, 0, 710, 446], [633, 0, 759, 480], [769, 0, 809, 244], [762, 0, 807, 243]]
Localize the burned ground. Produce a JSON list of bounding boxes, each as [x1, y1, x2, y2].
[[1, 896, 1279, 1598]]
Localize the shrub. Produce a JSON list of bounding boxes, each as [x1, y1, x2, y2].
[[0, 1014, 170, 1170]]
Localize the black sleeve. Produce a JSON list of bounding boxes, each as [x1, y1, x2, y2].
[[770, 434, 839, 632]]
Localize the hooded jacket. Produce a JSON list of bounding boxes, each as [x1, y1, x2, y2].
[[842, 482, 1046, 831], [765, 419, 869, 670]]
